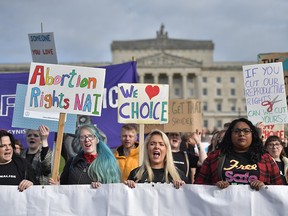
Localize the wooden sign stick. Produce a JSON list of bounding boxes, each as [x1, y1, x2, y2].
[[138, 124, 145, 165], [51, 112, 66, 181]]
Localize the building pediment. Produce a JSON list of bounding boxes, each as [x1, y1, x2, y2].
[[137, 52, 202, 68]]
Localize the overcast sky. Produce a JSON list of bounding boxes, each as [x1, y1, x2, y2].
[[1, 0, 287, 64]]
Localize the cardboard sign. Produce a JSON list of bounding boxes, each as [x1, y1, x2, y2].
[[141, 99, 202, 134], [117, 83, 169, 124], [243, 62, 288, 125], [28, 32, 58, 64], [262, 124, 285, 141], [25, 62, 106, 116]]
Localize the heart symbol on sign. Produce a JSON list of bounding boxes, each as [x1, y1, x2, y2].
[[145, 85, 160, 100]]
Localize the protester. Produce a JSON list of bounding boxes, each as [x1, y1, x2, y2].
[[14, 139, 24, 155], [207, 129, 226, 154], [52, 124, 120, 188], [180, 132, 197, 155], [195, 118, 283, 190], [22, 125, 52, 185], [0, 130, 38, 191], [168, 130, 207, 183], [124, 129, 188, 189], [255, 122, 265, 141], [114, 124, 139, 182], [264, 135, 288, 184]]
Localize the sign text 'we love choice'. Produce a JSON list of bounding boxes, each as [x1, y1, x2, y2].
[[117, 83, 169, 124]]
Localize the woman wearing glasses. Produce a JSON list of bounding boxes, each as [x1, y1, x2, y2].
[[57, 124, 120, 187], [195, 118, 283, 190], [265, 135, 288, 184]]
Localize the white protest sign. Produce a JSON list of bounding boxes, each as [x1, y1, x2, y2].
[[24, 62, 106, 116], [243, 62, 288, 125], [118, 83, 169, 124], [28, 32, 58, 64]]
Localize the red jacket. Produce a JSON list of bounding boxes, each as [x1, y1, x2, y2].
[[195, 150, 283, 185]]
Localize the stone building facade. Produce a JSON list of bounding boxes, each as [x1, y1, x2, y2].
[[0, 25, 256, 132], [111, 25, 255, 132]]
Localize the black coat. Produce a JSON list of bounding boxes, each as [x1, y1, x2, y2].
[[60, 151, 92, 184], [11, 154, 39, 185]]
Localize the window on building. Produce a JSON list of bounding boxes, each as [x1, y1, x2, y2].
[[216, 77, 221, 83], [188, 75, 193, 83], [203, 77, 207, 83], [203, 88, 207, 96], [217, 102, 222, 111], [231, 104, 236, 112], [230, 77, 235, 83], [217, 120, 222, 128], [230, 88, 236, 96], [189, 88, 194, 97], [203, 102, 208, 111], [144, 74, 153, 83], [174, 75, 181, 84], [217, 89, 221, 96], [174, 88, 181, 97], [203, 120, 208, 128], [158, 74, 168, 84]]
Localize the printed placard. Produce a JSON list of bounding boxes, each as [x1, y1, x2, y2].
[[243, 62, 288, 125], [118, 83, 169, 124], [24, 62, 106, 116], [28, 32, 58, 64]]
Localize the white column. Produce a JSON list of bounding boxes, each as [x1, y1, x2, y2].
[[182, 72, 188, 99], [139, 74, 144, 83], [196, 74, 202, 99], [153, 72, 159, 84], [168, 74, 173, 98]]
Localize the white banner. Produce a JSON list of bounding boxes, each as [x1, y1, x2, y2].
[[0, 184, 287, 216]]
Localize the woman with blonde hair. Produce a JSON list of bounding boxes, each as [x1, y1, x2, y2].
[[124, 129, 188, 189]]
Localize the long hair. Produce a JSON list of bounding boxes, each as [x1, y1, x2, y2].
[[219, 118, 265, 163], [75, 124, 120, 183], [265, 135, 286, 158], [135, 129, 180, 183]]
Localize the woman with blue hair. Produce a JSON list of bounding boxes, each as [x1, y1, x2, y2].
[[52, 124, 120, 187]]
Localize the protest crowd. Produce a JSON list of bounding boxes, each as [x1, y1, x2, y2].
[[1, 56, 288, 215], [1, 118, 287, 190]]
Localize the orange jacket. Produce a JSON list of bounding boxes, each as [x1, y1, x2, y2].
[[114, 143, 140, 182]]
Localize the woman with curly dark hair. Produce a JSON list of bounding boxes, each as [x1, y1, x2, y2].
[[195, 118, 283, 190]]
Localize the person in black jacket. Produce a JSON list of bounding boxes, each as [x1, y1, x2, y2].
[[50, 124, 120, 187], [0, 130, 38, 192]]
